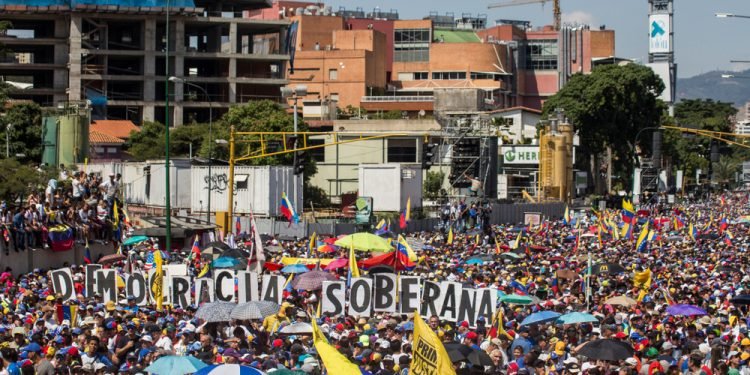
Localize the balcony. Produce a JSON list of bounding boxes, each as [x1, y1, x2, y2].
[[360, 95, 434, 112]]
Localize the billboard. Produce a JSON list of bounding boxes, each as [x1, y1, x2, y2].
[[501, 146, 539, 165], [649, 14, 670, 53], [646, 62, 672, 103]]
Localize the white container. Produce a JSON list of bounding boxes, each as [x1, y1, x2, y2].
[[190, 166, 301, 217], [358, 164, 422, 212]]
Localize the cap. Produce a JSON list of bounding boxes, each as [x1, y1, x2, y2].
[[466, 332, 478, 340]]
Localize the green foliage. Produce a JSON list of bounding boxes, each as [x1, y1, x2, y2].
[[304, 183, 331, 208], [664, 99, 738, 182], [338, 105, 366, 119], [371, 110, 403, 120], [423, 170, 445, 200], [125, 122, 209, 161], [1, 102, 43, 162], [542, 64, 666, 190], [203, 100, 317, 180], [713, 156, 739, 188], [0, 159, 48, 203]]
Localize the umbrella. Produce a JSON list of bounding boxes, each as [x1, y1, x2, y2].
[[368, 265, 395, 274], [556, 312, 599, 325], [144, 355, 207, 375], [122, 235, 149, 246], [585, 263, 626, 275], [577, 339, 634, 361], [281, 264, 310, 274], [604, 295, 637, 307], [279, 322, 313, 334], [99, 253, 127, 264], [194, 364, 266, 375], [464, 258, 485, 265], [666, 304, 707, 316], [731, 295, 750, 305], [317, 244, 338, 253], [359, 251, 415, 271], [334, 232, 392, 252], [520, 311, 561, 326], [195, 301, 236, 323], [323, 258, 349, 271], [221, 248, 249, 259], [212, 257, 242, 269], [499, 252, 521, 260], [291, 270, 338, 291], [266, 369, 305, 375], [230, 301, 280, 320], [443, 343, 493, 367], [201, 247, 225, 261], [500, 294, 539, 305]]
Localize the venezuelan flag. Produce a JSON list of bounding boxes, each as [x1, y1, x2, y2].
[[48, 225, 74, 252], [55, 304, 77, 325], [635, 222, 650, 252], [563, 205, 571, 225], [280, 192, 299, 224], [84, 241, 92, 264], [396, 235, 418, 262], [347, 241, 359, 286]]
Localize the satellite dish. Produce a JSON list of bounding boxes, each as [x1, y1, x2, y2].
[[418, 109, 426, 118]]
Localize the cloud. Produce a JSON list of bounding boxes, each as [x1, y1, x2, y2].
[[561, 10, 596, 26]]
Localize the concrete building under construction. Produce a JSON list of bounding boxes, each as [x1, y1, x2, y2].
[[0, 0, 290, 126]]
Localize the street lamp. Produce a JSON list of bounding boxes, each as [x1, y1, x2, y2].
[[280, 85, 307, 210], [722, 74, 750, 79], [716, 13, 750, 19], [169, 76, 213, 223]]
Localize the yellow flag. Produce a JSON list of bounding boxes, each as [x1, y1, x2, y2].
[[405, 196, 411, 221], [151, 250, 164, 311], [312, 320, 361, 373], [447, 227, 453, 245], [348, 240, 360, 278], [635, 222, 649, 251], [411, 312, 457, 375], [312, 318, 327, 343], [197, 263, 209, 278], [511, 231, 521, 250], [633, 269, 652, 302], [494, 309, 512, 340]]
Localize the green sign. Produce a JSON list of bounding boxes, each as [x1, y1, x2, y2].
[[501, 146, 539, 165], [355, 197, 373, 225]]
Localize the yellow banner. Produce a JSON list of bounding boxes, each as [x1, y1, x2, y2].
[[281, 257, 335, 266], [411, 312, 456, 375]]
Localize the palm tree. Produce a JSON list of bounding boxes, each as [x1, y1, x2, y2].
[[712, 156, 738, 189]]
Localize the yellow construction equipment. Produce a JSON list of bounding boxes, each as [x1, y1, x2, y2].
[[537, 119, 574, 202], [488, 0, 561, 30], [662, 125, 750, 149]]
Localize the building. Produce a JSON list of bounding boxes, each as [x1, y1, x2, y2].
[[0, 0, 290, 127], [89, 129, 126, 161]]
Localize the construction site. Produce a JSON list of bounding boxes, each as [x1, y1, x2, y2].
[[0, 0, 290, 126]]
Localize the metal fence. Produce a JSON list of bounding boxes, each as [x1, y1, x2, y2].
[[245, 203, 563, 238]]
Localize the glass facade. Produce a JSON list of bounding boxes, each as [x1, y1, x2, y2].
[[394, 28, 430, 62]]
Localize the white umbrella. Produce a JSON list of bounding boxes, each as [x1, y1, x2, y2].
[[279, 322, 313, 335]]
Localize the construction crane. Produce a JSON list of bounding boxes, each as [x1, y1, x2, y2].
[[487, 0, 561, 30]]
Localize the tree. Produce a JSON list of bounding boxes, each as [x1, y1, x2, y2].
[[542, 64, 666, 193], [125, 122, 209, 161], [423, 170, 445, 200], [0, 102, 43, 161], [663, 99, 738, 183], [0, 159, 49, 203], [712, 156, 738, 189]]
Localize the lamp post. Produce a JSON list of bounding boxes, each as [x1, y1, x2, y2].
[[279, 85, 307, 211], [169, 76, 213, 223], [5, 124, 11, 158], [164, 1, 172, 254], [716, 13, 750, 19]]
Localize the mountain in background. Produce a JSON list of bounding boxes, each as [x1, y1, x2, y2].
[[677, 69, 750, 107]]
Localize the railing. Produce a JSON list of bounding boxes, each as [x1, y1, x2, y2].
[[360, 95, 435, 102]]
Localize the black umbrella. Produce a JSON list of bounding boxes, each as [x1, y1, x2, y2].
[[368, 265, 395, 274], [443, 342, 493, 367], [586, 263, 626, 275], [221, 248, 249, 259], [731, 295, 750, 305], [206, 241, 231, 250], [578, 339, 634, 361]]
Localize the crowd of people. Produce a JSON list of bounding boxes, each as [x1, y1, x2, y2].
[[0, 166, 123, 254], [0, 192, 749, 375]]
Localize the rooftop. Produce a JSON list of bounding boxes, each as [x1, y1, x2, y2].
[[89, 130, 125, 145], [91, 120, 140, 140], [433, 29, 481, 43]]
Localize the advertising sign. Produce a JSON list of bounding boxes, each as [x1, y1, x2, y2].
[[501, 146, 539, 165], [649, 14, 670, 53]]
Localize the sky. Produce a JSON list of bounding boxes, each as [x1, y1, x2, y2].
[[325, 0, 750, 78]]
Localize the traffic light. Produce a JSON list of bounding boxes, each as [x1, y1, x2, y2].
[[421, 142, 438, 169], [294, 151, 306, 175]]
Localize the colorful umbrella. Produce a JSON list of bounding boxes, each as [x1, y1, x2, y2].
[[144, 355, 207, 375], [323, 258, 349, 271], [291, 270, 338, 291], [122, 235, 149, 246], [499, 294, 538, 305], [212, 257, 242, 269], [556, 312, 599, 325], [194, 364, 266, 375], [281, 264, 310, 274], [666, 304, 707, 316], [520, 311, 561, 326], [334, 232, 392, 252]]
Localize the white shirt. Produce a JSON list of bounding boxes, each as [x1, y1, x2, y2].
[[155, 336, 173, 352]]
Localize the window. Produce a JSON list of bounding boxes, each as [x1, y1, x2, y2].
[[470, 72, 499, 80], [330, 93, 339, 102], [387, 139, 417, 163], [524, 40, 558, 70], [234, 174, 249, 190], [432, 71, 467, 80], [107, 147, 118, 154], [328, 69, 338, 80], [394, 28, 430, 62], [308, 139, 325, 162], [94, 147, 105, 153], [414, 72, 429, 80]]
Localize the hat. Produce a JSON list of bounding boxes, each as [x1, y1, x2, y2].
[[567, 363, 581, 373], [12, 327, 25, 336], [141, 335, 153, 342], [625, 358, 638, 366], [742, 338, 750, 346], [662, 342, 674, 351], [615, 332, 627, 339], [742, 352, 750, 361], [272, 339, 284, 348], [67, 347, 79, 357], [22, 343, 42, 353], [45, 295, 55, 301], [466, 332, 478, 340]]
